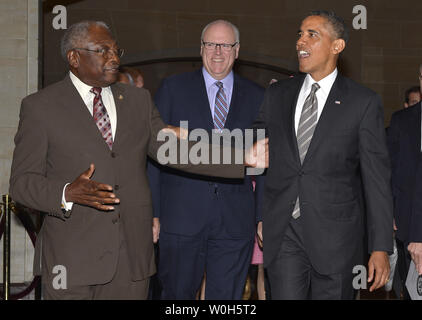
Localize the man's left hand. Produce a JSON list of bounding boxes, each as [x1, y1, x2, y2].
[[367, 251, 390, 292], [256, 221, 263, 248], [245, 138, 269, 168], [408, 242, 422, 275], [152, 217, 160, 243]]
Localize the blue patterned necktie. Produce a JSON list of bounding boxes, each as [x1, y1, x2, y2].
[[213, 81, 228, 130]]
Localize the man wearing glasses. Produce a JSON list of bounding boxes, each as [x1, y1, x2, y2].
[[388, 64, 422, 298], [10, 20, 259, 299], [148, 20, 265, 300]]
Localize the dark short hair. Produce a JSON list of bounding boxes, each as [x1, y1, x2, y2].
[[405, 86, 421, 104], [60, 20, 111, 61], [307, 10, 349, 44]]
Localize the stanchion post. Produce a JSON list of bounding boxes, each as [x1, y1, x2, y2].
[[2, 194, 11, 300]]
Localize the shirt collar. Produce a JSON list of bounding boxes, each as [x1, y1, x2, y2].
[[303, 68, 338, 96], [202, 67, 234, 92], [69, 71, 112, 98]]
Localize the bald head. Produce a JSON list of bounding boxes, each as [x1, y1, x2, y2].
[[201, 20, 240, 44]]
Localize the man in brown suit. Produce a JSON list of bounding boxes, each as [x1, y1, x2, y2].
[[9, 21, 261, 299]]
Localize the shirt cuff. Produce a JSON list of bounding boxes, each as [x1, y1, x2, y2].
[[61, 183, 74, 211]]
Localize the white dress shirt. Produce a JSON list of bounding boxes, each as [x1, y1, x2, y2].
[[62, 72, 118, 211], [294, 68, 338, 134]]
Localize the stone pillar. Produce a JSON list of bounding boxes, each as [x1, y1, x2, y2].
[[0, 0, 38, 286]]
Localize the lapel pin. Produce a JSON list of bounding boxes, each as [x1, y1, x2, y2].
[[119, 94, 124, 100], [335, 100, 341, 104]]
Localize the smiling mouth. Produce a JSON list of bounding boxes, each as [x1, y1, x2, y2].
[[298, 50, 310, 59], [104, 66, 119, 73]]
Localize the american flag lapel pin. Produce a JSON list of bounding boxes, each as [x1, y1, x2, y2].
[[335, 100, 341, 104]]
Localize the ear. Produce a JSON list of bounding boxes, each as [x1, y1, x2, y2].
[[331, 39, 345, 55], [67, 50, 79, 69], [200, 42, 204, 57], [234, 43, 240, 59]]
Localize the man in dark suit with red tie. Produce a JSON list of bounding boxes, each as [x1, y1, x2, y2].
[[9, 21, 255, 300], [255, 10, 393, 299]]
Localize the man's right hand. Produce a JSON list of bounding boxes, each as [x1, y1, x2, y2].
[[408, 242, 422, 275], [65, 163, 120, 211]]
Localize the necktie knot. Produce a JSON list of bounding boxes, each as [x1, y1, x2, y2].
[[310, 83, 320, 95], [90, 87, 102, 97], [215, 81, 224, 90]]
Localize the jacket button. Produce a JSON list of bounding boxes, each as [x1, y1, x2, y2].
[[114, 185, 119, 190], [111, 152, 116, 158]]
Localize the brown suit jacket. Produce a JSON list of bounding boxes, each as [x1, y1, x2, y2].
[[9, 75, 244, 286]]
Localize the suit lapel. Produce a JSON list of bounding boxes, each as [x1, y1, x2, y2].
[[110, 84, 126, 151], [302, 73, 343, 165], [193, 70, 215, 130], [284, 75, 306, 165], [224, 74, 241, 130], [60, 76, 112, 148]]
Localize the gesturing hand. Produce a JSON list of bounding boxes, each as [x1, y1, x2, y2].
[[245, 138, 269, 168], [161, 125, 188, 140], [65, 163, 120, 211]]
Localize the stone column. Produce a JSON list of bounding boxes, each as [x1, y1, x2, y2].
[[0, 0, 38, 287]]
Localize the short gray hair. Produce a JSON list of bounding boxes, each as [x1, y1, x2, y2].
[[60, 20, 111, 61], [200, 20, 240, 44]]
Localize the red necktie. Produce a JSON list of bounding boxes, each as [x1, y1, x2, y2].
[[90, 87, 113, 150]]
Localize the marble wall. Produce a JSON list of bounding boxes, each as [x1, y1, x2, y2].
[[0, 0, 38, 284], [41, 0, 422, 124]]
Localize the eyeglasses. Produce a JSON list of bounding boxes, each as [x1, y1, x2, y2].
[[202, 41, 238, 52], [73, 47, 124, 58]]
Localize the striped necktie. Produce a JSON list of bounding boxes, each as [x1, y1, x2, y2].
[[90, 87, 113, 150], [213, 81, 228, 130], [292, 82, 320, 219]]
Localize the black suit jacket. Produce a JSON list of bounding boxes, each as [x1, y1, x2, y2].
[[148, 70, 265, 237], [254, 73, 393, 274], [388, 102, 422, 243]]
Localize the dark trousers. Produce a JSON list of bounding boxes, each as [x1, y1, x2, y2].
[[42, 222, 150, 300], [267, 217, 356, 300], [158, 212, 254, 300]]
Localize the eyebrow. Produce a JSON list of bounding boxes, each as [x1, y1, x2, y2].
[[297, 29, 320, 34]]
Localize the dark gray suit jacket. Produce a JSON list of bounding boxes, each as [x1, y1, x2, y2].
[[9, 75, 244, 286], [254, 73, 394, 275]]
